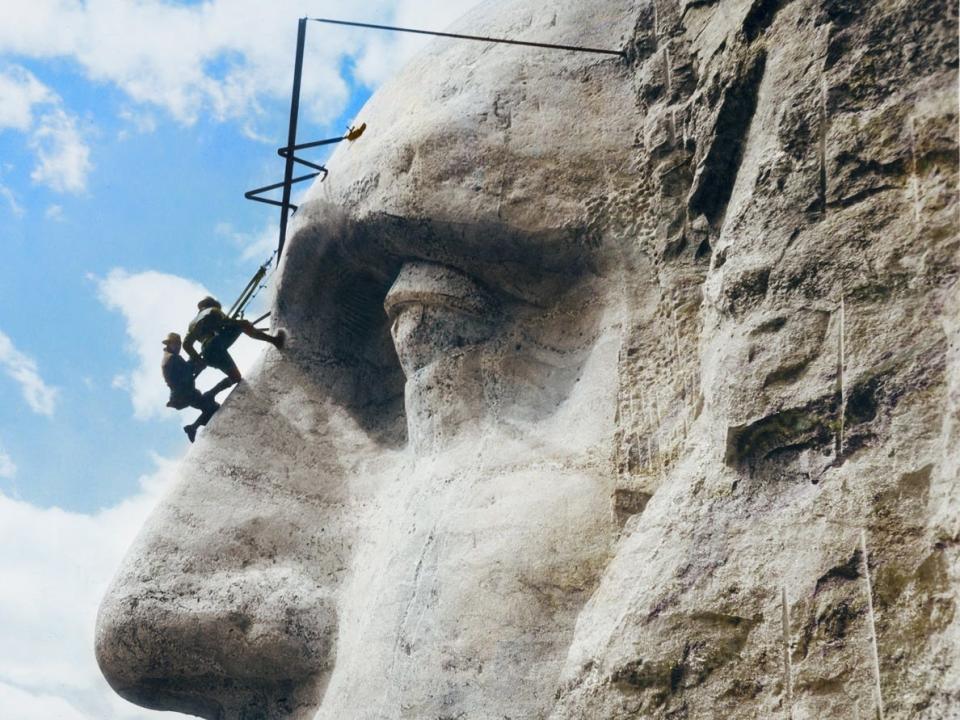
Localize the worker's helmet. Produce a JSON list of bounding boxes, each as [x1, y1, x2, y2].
[[197, 296, 221, 310], [161, 332, 181, 347]]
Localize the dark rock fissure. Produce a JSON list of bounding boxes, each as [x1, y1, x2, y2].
[[688, 51, 767, 227]]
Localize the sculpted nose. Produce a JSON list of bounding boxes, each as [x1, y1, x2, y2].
[[96, 565, 336, 719], [95, 374, 348, 719]]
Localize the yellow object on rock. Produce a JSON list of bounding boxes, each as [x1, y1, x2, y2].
[[346, 123, 367, 141]]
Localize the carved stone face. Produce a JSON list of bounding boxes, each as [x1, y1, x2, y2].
[[96, 0, 958, 717], [96, 1, 643, 718]]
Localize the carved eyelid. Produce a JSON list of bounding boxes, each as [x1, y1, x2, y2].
[[383, 262, 499, 320]]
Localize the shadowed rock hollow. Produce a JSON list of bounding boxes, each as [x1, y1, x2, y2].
[[95, 0, 959, 718]]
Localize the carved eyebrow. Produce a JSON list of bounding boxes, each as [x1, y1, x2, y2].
[[331, 211, 595, 308]]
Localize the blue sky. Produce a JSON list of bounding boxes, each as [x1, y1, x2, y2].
[[0, 60, 369, 513], [0, 2, 479, 717]]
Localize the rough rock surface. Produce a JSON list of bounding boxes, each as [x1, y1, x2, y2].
[[96, 0, 958, 718]]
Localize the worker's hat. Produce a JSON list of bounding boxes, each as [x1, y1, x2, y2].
[[161, 332, 181, 347], [197, 296, 221, 310]]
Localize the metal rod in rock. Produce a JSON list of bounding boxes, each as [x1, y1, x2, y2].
[[308, 17, 626, 57]]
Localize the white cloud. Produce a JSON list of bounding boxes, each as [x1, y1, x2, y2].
[[351, 0, 484, 88], [0, 453, 177, 719], [0, 64, 93, 195], [45, 203, 64, 220], [0, 0, 482, 130], [29, 107, 92, 193], [0, 446, 15, 479], [0, 683, 91, 720], [96, 269, 210, 420], [0, 329, 58, 416], [96, 268, 266, 420], [0, 2, 482, 196], [0, 64, 52, 131], [0, 182, 24, 216]]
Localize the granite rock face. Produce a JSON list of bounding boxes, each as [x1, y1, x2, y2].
[[96, 0, 958, 718]]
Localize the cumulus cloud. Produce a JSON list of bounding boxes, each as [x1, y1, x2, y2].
[[29, 107, 92, 193], [96, 269, 210, 420], [0, 329, 58, 416], [0, 684, 92, 720], [0, 454, 177, 719], [96, 268, 266, 420], [0, 0, 481, 130], [0, 64, 93, 194], [0, 1, 482, 197], [0, 63, 52, 131]]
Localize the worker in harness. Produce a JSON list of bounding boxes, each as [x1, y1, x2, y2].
[[183, 296, 285, 398], [161, 332, 220, 443]]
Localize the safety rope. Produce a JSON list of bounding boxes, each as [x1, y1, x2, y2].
[[228, 248, 278, 320]]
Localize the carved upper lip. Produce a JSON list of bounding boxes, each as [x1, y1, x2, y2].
[[384, 262, 498, 320]]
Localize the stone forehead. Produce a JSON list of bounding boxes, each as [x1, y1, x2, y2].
[[303, 0, 643, 227]]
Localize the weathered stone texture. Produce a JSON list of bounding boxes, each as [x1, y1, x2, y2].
[[96, 0, 958, 718]]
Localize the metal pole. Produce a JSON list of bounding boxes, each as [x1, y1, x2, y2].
[[277, 17, 308, 260]]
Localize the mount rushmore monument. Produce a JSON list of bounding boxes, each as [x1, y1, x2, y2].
[[95, 0, 958, 717]]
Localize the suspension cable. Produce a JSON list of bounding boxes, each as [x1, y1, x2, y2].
[[228, 249, 278, 319], [308, 17, 626, 57]]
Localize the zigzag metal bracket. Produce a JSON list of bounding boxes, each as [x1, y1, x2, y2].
[[244, 131, 361, 212], [244, 172, 318, 213]]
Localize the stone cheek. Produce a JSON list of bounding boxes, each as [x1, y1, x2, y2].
[[558, 0, 959, 718], [95, 0, 958, 719]]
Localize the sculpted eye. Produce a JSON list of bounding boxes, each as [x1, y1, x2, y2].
[[384, 262, 500, 375], [383, 261, 498, 321]]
